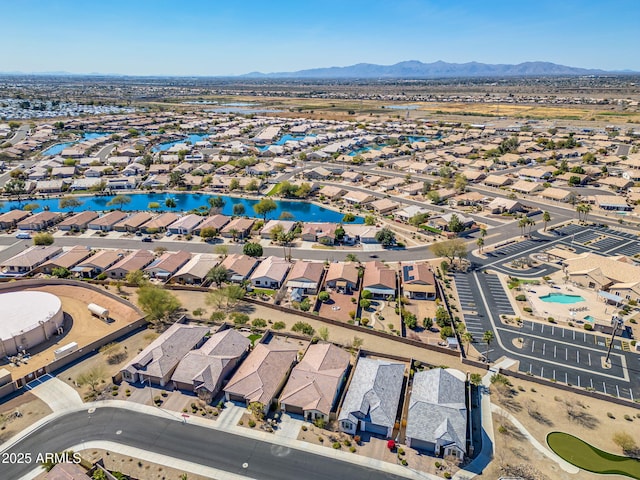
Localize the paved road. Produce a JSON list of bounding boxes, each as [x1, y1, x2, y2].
[[2, 407, 407, 480], [95, 143, 116, 162], [7, 124, 30, 145]]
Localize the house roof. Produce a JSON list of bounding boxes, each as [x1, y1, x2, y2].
[[338, 358, 404, 430], [74, 249, 125, 270], [171, 328, 250, 392], [172, 253, 219, 281], [251, 256, 290, 283], [220, 254, 259, 279], [224, 342, 298, 405], [123, 323, 209, 380], [325, 262, 359, 285], [142, 212, 179, 230], [58, 211, 99, 227], [106, 249, 154, 274], [39, 245, 92, 270], [279, 343, 350, 415], [88, 210, 128, 227], [196, 214, 230, 231], [362, 261, 396, 291], [287, 260, 325, 285], [402, 262, 436, 292], [2, 246, 62, 269], [564, 252, 640, 284], [145, 250, 191, 275], [406, 369, 467, 452]]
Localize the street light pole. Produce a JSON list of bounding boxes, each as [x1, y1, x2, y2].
[[604, 316, 623, 366]]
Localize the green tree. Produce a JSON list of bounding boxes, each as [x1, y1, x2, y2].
[[375, 227, 396, 247], [233, 203, 245, 216], [430, 239, 467, 266], [423, 317, 433, 330], [243, 242, 263, 257], [542, 211, 551, 232], [482, 330, 495, 361], [447, 214, 465, 234], [209, 195, 225, 211], [125, 269, 147, 286], [206, 265, 230, 287], [361, 289, 373, 299], [364, 215, 376, 226], [469, 373, 483, 387], [51, 267, 71, 278], [292, 321, 314, 335], [299, 298, 311, 311], [148, 202, 161, 211], [229, 178, 240, 191], [76, 365, 106, 394], [165, 198, 177, 209], [33, 233, 54, 245], [317, 326, 329, 341], [23, 203, 40, 212], [272, 321, 286, 330], [342, 213, 356, 223], [4, 178, 26, 198], [59, 196, 83, 212], [252, 318, 267, 328], [200, 227, 218, 241], [279, 211, 294, 220], [454, 174, 468, 193], [318, 291, 330, 302], [137, 285, 181, 326], [169, 171, 185, 188], [359, 298, 371, 310], [106, 194, 131, 210], [476, 237, 484, 253], [253, 198, 277, 221], [345, 253, 359, 262]]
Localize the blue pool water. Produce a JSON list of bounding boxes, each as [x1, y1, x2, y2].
[[1, 193, 362, 223], [349, 145, 384, 157], [539, 293, 586, 304], [42, 132, 111, 156], [584, 315, 595, 322], [152, 134, 210, 152]]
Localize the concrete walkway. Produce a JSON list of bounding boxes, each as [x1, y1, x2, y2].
[[25, 374, 83, 411]]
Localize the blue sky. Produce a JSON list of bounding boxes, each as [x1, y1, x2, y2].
[[1, 0, 638, 75]]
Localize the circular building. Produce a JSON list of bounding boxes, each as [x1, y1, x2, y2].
[[0, 291, 63, 356]]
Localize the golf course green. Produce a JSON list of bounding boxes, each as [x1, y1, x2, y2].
[[547, 432, 640, 479]]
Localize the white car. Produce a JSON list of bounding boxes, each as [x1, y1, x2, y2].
[[15, 231, 31, 239]]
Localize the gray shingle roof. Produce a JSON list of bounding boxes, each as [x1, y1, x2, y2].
[[406, 369, 467, 452], [338, 358, 404, 430]]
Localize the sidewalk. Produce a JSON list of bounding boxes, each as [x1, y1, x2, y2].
[[25, 374, 83, 411]]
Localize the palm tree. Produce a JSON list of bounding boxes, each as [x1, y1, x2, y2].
[[229, 228, 239, 242], [542, 211, 551, 232], [281, 231, 296, 261], [526, 217, 535, 237], [518, 217, 528, 237], [582, 203, 592, 223], [480, 228, 487, 239], [482, 330, 494, 362], [461, 332, 474, 354], [476, 237, 484, 253]]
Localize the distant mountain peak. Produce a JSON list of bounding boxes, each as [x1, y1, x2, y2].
[[241, 60, 613, 79]]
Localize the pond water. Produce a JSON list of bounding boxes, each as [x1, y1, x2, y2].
[[152, 134, 210, 152], [42, 132, 111, 156], [2, 193, 362, 223]]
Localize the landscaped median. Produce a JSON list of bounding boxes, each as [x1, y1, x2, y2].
[[547, 432, 640, 479]]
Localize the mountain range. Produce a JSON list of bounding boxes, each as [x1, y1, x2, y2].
[[241, 60, 613, 79]]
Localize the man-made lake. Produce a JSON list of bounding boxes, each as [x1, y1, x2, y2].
[[258, 134, 317, 151], [2, 193, 362, 223], [42, 132, 111, 156], [152, 134, 210, 152]]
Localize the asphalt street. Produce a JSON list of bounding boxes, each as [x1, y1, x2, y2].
[[1, 407, 407, 480]]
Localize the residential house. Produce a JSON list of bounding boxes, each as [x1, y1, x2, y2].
[[0, 246, 63, 276], [224, 342, 298, 413], [362, 261, 396, 299], [57, 211, 99, 232], [286, 260, 325, 295], [343, 224, 380, 244], [114, 212, 153, 233], [280, 343, 351, 422], [141, 212, 179, 233], [325, 262, 359, 294], [341, 171, 363, 183], [343, 190, 375, 205], [483, 175, 513, 188], [71, 249, 126, 278], [564, 252, 640, 291], [121, 323, 210, 386], [301, 223, 337, 245], [486, 197, 525, 214], [105, 249, 155, 279], [167, 214, 204, 235], [260, 220, 296, 240], [220, 254, 259, 283], [250, 256, 290, 289], [220, 217, 255, 240], [170, 253, 219, 285], [87, 211, 128, 232], [401, 262, 437, 300], [539, 187, 574, 203], [318, 185, 346, 201], [171, 328, 251, 402], [338, 358, 405, 437], [509, 180, 545, 195], [35, 245, 92, 275], [429, 213, 474, 233], [594, 195, 631, 211], [145, 250, 191, 280], [405, 369, 467, 459], [518, 167, 553, 182], [370, 198, 400, 214], [16, 211, 62, 231], [0, 210, 31, 230], [193, 214, 230, 235]]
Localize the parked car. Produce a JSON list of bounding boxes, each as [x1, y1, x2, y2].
[[142, 236, 153, 242], [15, 231, 31, 239]]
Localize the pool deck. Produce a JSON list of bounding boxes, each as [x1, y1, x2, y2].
[[524, 281, 610, 325]]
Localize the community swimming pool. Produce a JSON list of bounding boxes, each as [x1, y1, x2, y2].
[[539, 293, 586, 304]]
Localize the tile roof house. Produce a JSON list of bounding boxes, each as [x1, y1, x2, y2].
[[16, 211, 62, 231], [286, 260, 325, 295], [170, 253, 219, 285], [35, 245, 93, 275], [167, 214, 204, 235], [220, 217, 255, 240], [171, 328, 251, 402], [220, 254, 259, 283], [338, 358, 405, 438], [300, 223, 337, 245], [260, 220, 296, 239], [193, 214, 230, 235], [401, 262, 437, 300], [87, 211, 128, 231], [279, 343, 351, 421], [105, 249, 155, 279], [71, 249, 126, 278], [362, 261, 396, 298], [405, 369, 467, 459], [144, 250, 191, 280], [250, 256, 291, 289], [57, 211, 99, 231], [325, 262, 360, 294], [0, 210, 31, 230], [121, 323, 210, 387], [1, 246, 62, 276], [114, 212, 153, 233], [141, 212, 179, 233], [224, 342, 298, 412]]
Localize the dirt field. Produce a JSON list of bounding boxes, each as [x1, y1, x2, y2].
[[483, 373, 640, 479], [0, 392, 52, 444]]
